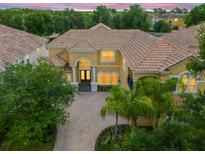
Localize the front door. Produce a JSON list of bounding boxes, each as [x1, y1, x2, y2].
[[80, 70, 91, 82]]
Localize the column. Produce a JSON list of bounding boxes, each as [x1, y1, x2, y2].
[[71, 66, 78, 89], [72, 66, 76, 82], [92, 66, 96, 82], [91, 66, 97, 92]]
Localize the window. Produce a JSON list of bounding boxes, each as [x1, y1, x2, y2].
[[97, 73, 103, 85], [97, 72, 119, 85], [189, 77, 196, 92], [176, 72, 198, 93], [112, 73, 118, 85], [178, 74, 189, 92], [101, 51, 115, 62], [104, 73, 111, 85], [79, 60, 90, 70]]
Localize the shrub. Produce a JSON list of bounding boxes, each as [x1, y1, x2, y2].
[[153, 20, 172, 32]]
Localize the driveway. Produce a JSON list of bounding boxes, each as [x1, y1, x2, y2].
[[54, 92, 127, 151]]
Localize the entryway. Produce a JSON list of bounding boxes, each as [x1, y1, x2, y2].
[[79, 60, 91, 91]]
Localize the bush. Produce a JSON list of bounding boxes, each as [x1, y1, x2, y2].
[[95, 125, 152, 151], [153, 20, 172, 32], [97, 85, 113, 91]]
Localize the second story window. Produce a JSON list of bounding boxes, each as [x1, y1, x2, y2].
[[100, 51, 115, 62]]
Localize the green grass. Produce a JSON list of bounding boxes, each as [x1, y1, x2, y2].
[[0, 127, 56, 151]]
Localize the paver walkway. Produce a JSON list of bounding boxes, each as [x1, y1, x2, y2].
[[54, 92, 127, 151]]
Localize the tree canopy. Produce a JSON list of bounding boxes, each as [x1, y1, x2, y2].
[[153, 20, 172, 32], [0, 58, 74, 150], [185, 4, 205, 27], [0, 5, 151, 36]]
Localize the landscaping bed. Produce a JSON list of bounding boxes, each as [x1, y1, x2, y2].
[[0, 127, 56, 151], [95, 124, 152, 151]]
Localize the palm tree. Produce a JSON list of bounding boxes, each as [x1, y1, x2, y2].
[[101, 86, 129, 138], [125, 94, 155, 127]]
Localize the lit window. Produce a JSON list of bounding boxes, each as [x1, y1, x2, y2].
[[112, 73, 118, 85], [189, 77, 196, 92], [104, 73, 111, 85], [98, 73, 103, 85], [178, 74, 189, 92], [79, 60, 90, 70], [86, 70, 91, 80], [101, 51, 115, 62]]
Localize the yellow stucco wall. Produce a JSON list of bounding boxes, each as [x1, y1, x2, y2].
[[163, 18, 185, 27], [68, 52, 97, 66]]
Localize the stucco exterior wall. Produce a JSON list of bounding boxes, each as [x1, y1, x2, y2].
[[120, 56, 129, 88], [97, 51, 121, 67], [68, 52, 97, 66], [26, 46, 48, 64]]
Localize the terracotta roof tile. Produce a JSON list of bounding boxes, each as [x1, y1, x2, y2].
[[48, 23, 194, 72], [161, 23, 205, 56], [0, 24, 48, 68]]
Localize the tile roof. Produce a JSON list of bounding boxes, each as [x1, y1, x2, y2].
[[160, 13, 184, 19], [161, 23, 205, 56], [48, 23, 193, 72], [120, 31, 191, 72], [0, 24, 48, 68]]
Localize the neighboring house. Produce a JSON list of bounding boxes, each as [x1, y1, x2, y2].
[[47, 23, 205, 93], [0, 24, 48, 71], [149, 14, 161, 27], [160, 13, 185, 27]]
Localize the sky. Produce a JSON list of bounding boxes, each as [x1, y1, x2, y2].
[[0, 3, 201, 11]]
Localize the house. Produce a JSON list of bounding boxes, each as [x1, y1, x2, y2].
[[160, 13, 185, 27], [47, 23, 205, 93], [0, 24, 48, 71], [149, 14, 161, 27]]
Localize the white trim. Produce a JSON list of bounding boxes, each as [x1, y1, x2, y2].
[[174, 71, 200, 94], [100, 51, 115, 63]]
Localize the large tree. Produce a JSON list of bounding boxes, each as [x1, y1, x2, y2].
[[93, 5, 111, 26], [187, 24, 205, 73], [120, 5, 151, 31], [0, 58, 74, 150], [185, 4, 205, 27]]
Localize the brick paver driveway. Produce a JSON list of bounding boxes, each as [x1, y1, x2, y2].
[[54, 92, 127, 151]]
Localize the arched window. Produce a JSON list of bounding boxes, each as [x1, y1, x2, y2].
[[111, 72, 118, 85], [189, 77, 196, 92], [176, 72, 198, 93], [104, 72, 111, 85], [97, 72, 104, 85], [79, 60, 90, 70], [178, 74, 189, 92]]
